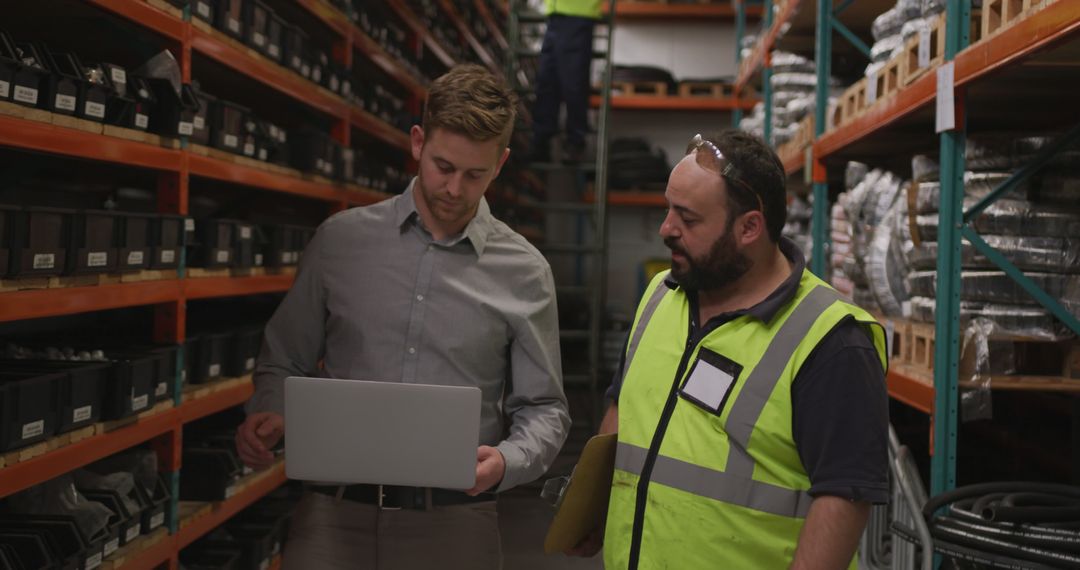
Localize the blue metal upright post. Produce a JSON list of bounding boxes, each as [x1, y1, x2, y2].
[[761, 0, 774, 145], [733, 0, 747, 126], [931, 0, 971, 499], [809, 0, 833, 278]]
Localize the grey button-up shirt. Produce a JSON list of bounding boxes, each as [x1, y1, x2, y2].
[[247, 179, 570, 491]]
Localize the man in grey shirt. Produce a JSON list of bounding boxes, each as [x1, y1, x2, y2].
[[235, 64, 570, 569]]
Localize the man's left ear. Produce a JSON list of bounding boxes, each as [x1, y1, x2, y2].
[[493, 147, 510, 178]]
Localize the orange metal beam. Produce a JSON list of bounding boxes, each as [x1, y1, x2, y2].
[[353, 30, 427, 97], [350, 108, 412, 151], [591, 95, 757, 111], [474, 0, 509, 51], [294, 0, 353, 37], [183, 274, 295, 300], [188, 155, 352, 202], [735, 0, 802, 92], [0, 116, 183, 172], [87, 0, 186, 41], [438, 0, 499, 71], [177, 463, 288, 548], [0, 280, 184, 322], [607, 1, 764, 19], [386, 0, 457, 68], [177, 380, 255, 424], [888, 367, 935, 415]]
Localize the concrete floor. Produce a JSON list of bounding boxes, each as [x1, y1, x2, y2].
[[498, 488, 603, 570]]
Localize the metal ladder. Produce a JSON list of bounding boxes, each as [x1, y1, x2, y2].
[[505, 0, 616, 471]]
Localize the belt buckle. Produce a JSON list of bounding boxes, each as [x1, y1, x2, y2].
[[377, 485, 402, 511]]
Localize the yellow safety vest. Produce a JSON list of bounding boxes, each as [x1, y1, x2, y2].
[[546, 0, 603, 19], [604, 269, 887, 569]]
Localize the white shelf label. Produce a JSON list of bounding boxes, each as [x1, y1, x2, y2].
[[194, 115, 206, 130], [918, 29, 931, 69], [33, 253, 55, 269], [260, 559, 270, 570], [125, 525, 140, 543], [185, 218, 195, 232], [104, 538, 119, 557], [216, 249, 230, 263], [240, 226, 252, 239], [111, 67, 127, 85], [196, 1, 211, 18], [87, 251, 108, 267], [225, 485, 238, 498], [301, 64, 311, 78], [228, 18, 241, 34], [312, 67, 322, 82], [253, 32, 266, 47], [258, 148, 267, 161], [56, 93, 77, 112], [291, 56, 301, 69], [155, 381, 167, 397], [244, 142, 255, 156], [150, 512, 165, 530], [22, 419, 44, 440], [224, 133, 239, 148], [127, 251, 144, 265], [86, 101, 106, 119], [254, 253, 264, 266], [85, 552, 103, 570], [178, 121, 194, 136], [135, 113, 149, 129], [161, 250, 176, 264], [330, 76, 339, 91], [245, 357, 255, 371], [936, 61, 955, 133], [73, 405, 93, 423], [280, 252, 289, 264], [0, 80, 9, 98], [209, 363, 221, 377], [14, 85, 38, 104], [132, 394, 149, 411], [268, 44, 280, 58]]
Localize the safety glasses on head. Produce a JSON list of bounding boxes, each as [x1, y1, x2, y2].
[[685, 133, 763, 212]]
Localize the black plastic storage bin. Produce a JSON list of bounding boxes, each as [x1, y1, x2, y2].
[[209, 522, 277, 570], [106, 346, 176, 405], [289, 129, 337, 178], [185, 332, 230, 384], [141, 78, 200, 137], [189, 219, 235, 268], [80, 489, 143, 547], [0, 204, 14, 276], [232, 221, 256, 268], [98, 62, 156, 131], [0, 31, 50, 108], [192, 0, 215, 24], [117, 212, 153, 272], [0, 360, 105, 434], [180, 447, 242, 501], [0, 371, 58, 452], [225, 327, 262, 377], [261, 224, 297, 268], [0, 532, 56, 570], [215, 0, 247, 41], [243, 0, 272, 56], [37, 45, 110, 121], [190, 84, 216, 146], [0, 516, 92, 570], [150, 214, 185, 270], [211, 98, 249, 155], [21, 42, 78, 115], [283, 24, 310, 78], [9, 207, 70, 277], [67, 209, 120, 275], [104, 351, 157, 418], [180, 546, 242, 570], [265, 11, 285, 62], [134, 475, 171, 534]]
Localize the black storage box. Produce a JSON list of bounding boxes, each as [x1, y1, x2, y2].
[[141, 78, 200, 137], [283, 24, 310, 78], [192, 0, 215, 24], [289, 129, 337, 178], [107, 346, 176, 405], [0, 532, 56, 569], [18, 42, 77, 115], [67, 209, 119, 275], [185, 332, 230, 384], [150, 214, 185, 270], [99, 63, 156, 131], [211, 98, 249, 154], [232, 221, 255, 268], [134, 475, 171, 534], [189, 219, 234, 268], [9, 207, 69, 277], [36, 45, 109, 121], [180, 447, 242, 501], [225, 327, 262, 377], [118, 212, 153, 272], [180, 547, 242, 570], [190, 85, 216, 146], [265, 10, 285, 63], [215, 0, 246, 41], [262, 224, 298, 268], [0, 204, 13, 276], [243, 0, 272, 55], [80, 489, 143, 547], [0, 371, 58, 452], [0, 31, 50, 108], [0, 360, 104, 434], [104, 351, 157, 418], [0, 517, 92, 570]]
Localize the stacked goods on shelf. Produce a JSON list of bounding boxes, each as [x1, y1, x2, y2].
[[354, 83, 412, 134], [784, 194, 813, 262], [408, 0, 467, 63], [354, 4, 421, 81], [180, 494, 297, 570], [905, 135, 1080, 340], [186, 219, 314, 273], [0, 449, 169, 569], [607, 137, 671, 192], [832, 162, 912, 316], [738, 52, 838, 146]]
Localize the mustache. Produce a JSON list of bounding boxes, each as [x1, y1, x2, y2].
[[664, 237, 687, 256]]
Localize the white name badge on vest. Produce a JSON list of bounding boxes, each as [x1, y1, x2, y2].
[[679, 349, 743, 415]]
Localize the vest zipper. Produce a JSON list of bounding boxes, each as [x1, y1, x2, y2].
[[626, 320, 697, 569]]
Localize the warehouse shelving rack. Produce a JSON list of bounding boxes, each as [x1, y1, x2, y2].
[[734, 0, 1080, 502], [0, 1, 509, 568]]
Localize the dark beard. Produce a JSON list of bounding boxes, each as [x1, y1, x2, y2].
[[665, 227, 752, 292]]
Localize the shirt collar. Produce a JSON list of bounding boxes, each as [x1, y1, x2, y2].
[[394, 177, 495, 257], [665, 236, 807, 325]]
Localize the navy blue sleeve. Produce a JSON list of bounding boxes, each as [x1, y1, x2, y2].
[[792, 317, 889, 503], [604, 334, 630, 403]]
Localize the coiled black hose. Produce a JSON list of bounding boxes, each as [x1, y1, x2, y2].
[[920, 482, 1080, 568]]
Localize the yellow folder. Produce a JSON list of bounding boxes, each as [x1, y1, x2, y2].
[[543, 432, 618, 554]]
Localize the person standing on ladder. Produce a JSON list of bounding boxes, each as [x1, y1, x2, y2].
[[530, 0, 603, 164], [567, 131, 890, 568]]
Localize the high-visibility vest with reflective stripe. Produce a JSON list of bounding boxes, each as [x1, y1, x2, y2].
[[545, 0, 603, 19], [604, 268, 887, 570]]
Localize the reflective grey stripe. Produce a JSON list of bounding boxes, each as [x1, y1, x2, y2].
[[724, 285, 843, 478], [616, 441, 813, 518], [618, 277, 671, 385]]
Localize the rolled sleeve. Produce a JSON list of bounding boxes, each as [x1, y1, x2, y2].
[[495, 262, 570, 492], [245, 224, 328, 417]]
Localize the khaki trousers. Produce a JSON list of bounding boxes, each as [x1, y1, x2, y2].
[[282, 491, 502, 570]]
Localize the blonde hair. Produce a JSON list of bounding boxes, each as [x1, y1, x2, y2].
[[423, 64, 518, 147]]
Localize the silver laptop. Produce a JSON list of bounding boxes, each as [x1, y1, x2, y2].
[[284, 376, 482, 489]]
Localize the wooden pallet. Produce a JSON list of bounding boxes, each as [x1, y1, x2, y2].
[[871, 55, 903, 104], [186, 267, 232, 279], [611, 81, 668, 96], [829, 77, 868, 131], [982, 0, 1048, 40], [900, 13, 946, 87], [0, 269, 174, 293], [677, 81, 733, 98]]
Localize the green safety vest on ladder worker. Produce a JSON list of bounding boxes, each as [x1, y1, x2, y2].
[[545, 0, 603, 19], [604, 268, 887, 570]]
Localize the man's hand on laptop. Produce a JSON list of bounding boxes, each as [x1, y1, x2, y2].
[[236, 412, 285, 469], [466, 445, 505, 496]]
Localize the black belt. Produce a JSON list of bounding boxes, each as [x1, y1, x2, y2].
[[309, 484, 493, 509]]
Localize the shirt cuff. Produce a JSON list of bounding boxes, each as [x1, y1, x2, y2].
[[493, 441, 528, 493], [808, 481, 890, 504]]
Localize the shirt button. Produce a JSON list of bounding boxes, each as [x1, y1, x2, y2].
[[408, 347, 416, 354], [416, 294, 424, 301]]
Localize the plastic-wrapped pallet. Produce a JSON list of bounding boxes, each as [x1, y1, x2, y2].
[[784, 194, 813, 262], [908, 297, 1072, 340]]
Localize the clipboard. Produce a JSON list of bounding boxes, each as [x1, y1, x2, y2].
[[543, 433, 618, 554]]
